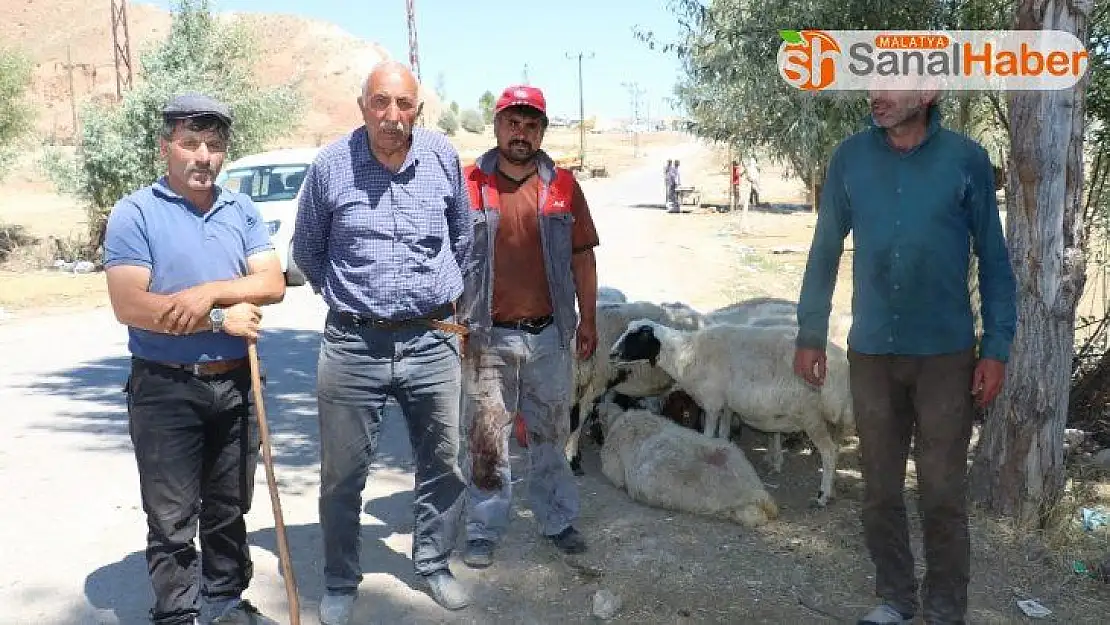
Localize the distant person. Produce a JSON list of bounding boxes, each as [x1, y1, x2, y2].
[[292, 60, 474, 622], [730, 159, 741, 210], [667, 159, 681, 213], [745, 154, 762, 207], [664, 158, 673, 205], [794, 77, 1016, 625], [456, 84, 600, 569], [102, 92, 286, 624]]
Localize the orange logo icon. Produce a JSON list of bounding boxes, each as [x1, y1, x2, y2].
[[778, 30, 841, 91]]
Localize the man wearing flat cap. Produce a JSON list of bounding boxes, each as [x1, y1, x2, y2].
[[456, 84, 600, 569], [102, 91, 286, 624]]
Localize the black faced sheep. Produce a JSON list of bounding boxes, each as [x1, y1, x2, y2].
[[565, 300, 705, 475], [609, 319, 854, 507]]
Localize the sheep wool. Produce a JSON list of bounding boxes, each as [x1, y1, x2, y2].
[[599, 404, 778, 528], [565, 300, 706, 472], [610, 320, 854, 507]]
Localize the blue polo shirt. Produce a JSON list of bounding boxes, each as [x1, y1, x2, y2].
[[102, 177, 274, 363], [797, 107, 1017, 362]]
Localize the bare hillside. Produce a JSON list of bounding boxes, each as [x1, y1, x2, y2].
[[0, 1, 440, 146]]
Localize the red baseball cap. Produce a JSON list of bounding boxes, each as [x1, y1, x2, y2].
[[494, 85, 547, 116]]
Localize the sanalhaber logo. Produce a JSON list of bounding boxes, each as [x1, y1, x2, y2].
[[777, 29, 1089, 91]]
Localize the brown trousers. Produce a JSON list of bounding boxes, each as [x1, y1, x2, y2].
[[847, 348, 977, 625]]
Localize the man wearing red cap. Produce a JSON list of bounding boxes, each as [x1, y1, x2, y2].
[[456, 84, 600, 567]]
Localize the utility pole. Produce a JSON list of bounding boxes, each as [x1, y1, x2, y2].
[[405, 0, 421, 82], [621, 81, 646, 158], [56, 45, 94, 143], [405, 0, 423, 125], [565, 51, 594, 168], [111, 0, 134, 101], [522, 63, 530, 85]]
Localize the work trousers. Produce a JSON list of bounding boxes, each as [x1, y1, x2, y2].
[[463, 323, 579, 541], [848, 348, 977, 624]]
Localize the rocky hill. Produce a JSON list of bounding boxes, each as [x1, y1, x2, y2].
[[0, 0, 441, 147]]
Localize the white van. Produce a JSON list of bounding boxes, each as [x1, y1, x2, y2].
[[216, 147, 320, 286]]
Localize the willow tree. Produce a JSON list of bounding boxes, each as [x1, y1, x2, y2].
[[643, 0, 1011, 208]]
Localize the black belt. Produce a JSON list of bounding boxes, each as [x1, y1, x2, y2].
[[492, 315, 554, 334], [136, 357, 248, 376], [335, 303, 454, 330]]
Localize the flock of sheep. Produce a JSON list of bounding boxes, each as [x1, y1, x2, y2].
[[562, 286, 855, 527]]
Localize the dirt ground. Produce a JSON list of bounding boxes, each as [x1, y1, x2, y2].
[[3, 136, 1110, 624]]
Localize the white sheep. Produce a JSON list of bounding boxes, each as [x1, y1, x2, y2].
[[609, 320, 854, 507], [702, 297, 797, 326], [701, 298, 813, 468], [597, 401, 778, 528], [598, 285, 628, 303], [704, 297, 852, 346], [565, 300, 705, 474]]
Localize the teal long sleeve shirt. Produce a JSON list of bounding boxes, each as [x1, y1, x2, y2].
[[796, 107, 1017, 362]]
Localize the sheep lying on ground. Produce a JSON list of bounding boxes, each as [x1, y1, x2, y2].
[[565, 300, 705, 474], [597, 400, 778, 527], [609, 320, 854, 507]]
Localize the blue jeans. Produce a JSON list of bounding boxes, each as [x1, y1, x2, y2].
[[463, 323, 579, 542], [315, 310, 465, 593]]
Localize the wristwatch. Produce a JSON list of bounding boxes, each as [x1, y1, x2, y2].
[[209, 307, 226, 333]]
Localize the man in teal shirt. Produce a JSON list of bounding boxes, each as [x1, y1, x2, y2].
[[794, 81, 1016, 625]]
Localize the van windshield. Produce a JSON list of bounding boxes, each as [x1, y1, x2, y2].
[[219, 164, 310, 202]]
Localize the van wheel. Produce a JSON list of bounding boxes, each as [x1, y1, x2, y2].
[[285, 242, 306, 287]]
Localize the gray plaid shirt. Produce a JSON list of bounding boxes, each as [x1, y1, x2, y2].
[[292, 126, 473, 319]]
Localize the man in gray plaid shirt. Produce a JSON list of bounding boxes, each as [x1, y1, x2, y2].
[[292, 60, 473, 622]]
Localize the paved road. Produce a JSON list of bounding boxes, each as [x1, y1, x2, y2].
[[0, 141, 708, 624]]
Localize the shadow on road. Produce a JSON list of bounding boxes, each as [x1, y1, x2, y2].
[[20, 327, 412, 473], [80, 490, 453, 624]]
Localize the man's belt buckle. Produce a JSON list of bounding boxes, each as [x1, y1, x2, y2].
[[521, 316, 551, 333]]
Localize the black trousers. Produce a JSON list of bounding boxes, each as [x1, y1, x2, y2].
[[126, 358, 260, 624]]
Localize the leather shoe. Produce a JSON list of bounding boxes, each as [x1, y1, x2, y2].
[[424, 569, 470, 610]]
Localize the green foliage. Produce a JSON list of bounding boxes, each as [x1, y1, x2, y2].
[[437, 108, 459, 136], [460, 109, 485, 134], [43, 0, 304, 249], [1081, 5, 1110, 249], [1089, 5, 1110, 146], [450, 100, 460, 114], [643, 0, 1014, 195], [0, 45, 34, 177], [478, 90, 495, 124]]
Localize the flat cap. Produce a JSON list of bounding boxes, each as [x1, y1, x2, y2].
[[162, 91, 233, 126]]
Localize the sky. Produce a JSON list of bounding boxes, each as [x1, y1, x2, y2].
[[141, 0, 688, 120]]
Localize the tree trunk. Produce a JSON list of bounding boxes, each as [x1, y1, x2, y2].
[[957, 95, 972, 135], [968, 0, 1092, 527]]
